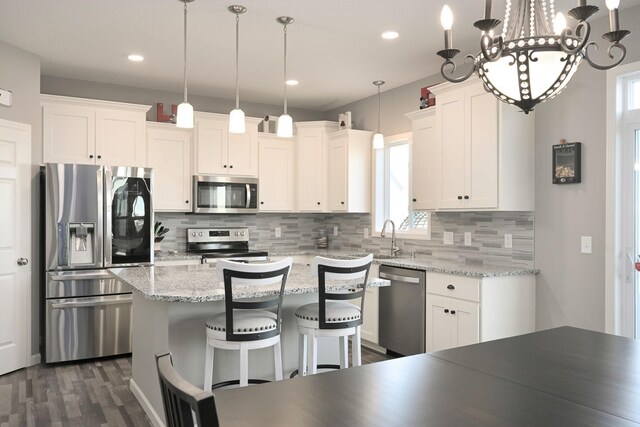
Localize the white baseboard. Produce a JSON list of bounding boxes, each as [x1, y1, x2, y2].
[[130, 378, 165, 427], [29, 353, 41, 367], [361, 340, 386, 354]]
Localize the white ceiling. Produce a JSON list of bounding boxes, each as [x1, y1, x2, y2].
[[1, 0, 637, 111]]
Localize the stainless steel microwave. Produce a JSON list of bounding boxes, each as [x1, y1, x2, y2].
[[192, 175, 259, 214]]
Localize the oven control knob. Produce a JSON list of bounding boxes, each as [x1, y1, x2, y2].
[[240, 232, 245, 236], [198, 232, 203, 237], [235, 231, 239, 236], [192, 232, 196, 236]]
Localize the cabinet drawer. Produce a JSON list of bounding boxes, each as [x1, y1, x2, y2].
[[427, 273, 480, 302]]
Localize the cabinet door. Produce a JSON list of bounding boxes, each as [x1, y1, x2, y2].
[[466, 87, 498, 208], [426, 295, 454, 353], [438, 91, 466, 208], [228, 131, 258, 177], [297, 130, 325, 211], [327, 137, 347, 211], [147, 126, 192, 212], [194, 119, 228, 175], [451, 298, 480, 348], [96, 109, 146, 167], [411, 113, 439, 210], [258, 138, 295, 211], [43, 104, 96, 164], [361, 287, 379, 344]]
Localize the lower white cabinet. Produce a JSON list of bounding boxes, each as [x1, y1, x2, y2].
[[147, 123, 192, 212], [258, 134, 295, 212], [426, 272, 535, 353]]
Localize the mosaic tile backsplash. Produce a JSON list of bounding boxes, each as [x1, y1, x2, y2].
[[155, 211, 534, 268]]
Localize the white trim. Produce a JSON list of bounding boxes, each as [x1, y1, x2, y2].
[[606, 60, 640, 335], [29, 353, 41, 367], [130, 378, 165, 427]]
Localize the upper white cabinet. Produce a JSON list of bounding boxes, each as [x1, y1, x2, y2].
[[406, 108, 438, 210], [42, 95, 149, 166], [294, 121, 337, 212], [193, 113, 261, 177], [258, 133, 295, 212], [147, 123, 192, 212], [327, 129, 373, 213], [424, 78, 535, 211]]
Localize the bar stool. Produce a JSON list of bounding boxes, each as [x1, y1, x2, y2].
[[203, 258, 292, 391], [294, 254, 373, 376]]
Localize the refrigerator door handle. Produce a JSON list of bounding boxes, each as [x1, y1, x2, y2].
[[49, 272, 113, 281], [103, 166, 113, 267]]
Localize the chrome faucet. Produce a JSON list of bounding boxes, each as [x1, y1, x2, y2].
[[380, 219, 400, 258]]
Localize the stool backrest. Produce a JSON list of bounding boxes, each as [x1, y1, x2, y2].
[[311, 255, 373, 330], [155, 352, 219, 427], [216, 258, 293, 342]]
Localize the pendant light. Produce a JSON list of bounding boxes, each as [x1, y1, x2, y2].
[[276, 16, 294, 138], [228, 5, 247, 134], [176, 0, 194, 129], [372, 80, 385, 150]]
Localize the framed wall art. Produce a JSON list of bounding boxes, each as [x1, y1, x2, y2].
[[552, 142, 581, 184]]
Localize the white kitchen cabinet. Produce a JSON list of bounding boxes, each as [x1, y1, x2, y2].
[[147, 123, 192, 212], [193, 112, 261, 177], [327, 129, 373, 213], [258, 133, 295, 212], [406, 108, 438, 210], [294, 121, 337, 212], [426, 78, 535, 211], [42, 95, 149, 166], [348, 263, 379, 345], [425, 272, 535, 353]]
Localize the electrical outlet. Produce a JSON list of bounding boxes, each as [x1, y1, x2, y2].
[[443, 232, 453, 245], [363, 227, 369, 239], [464, 232, 472, 246], [275, 227, 281, 238], [504, 234, 513, 248], [581, 236, 592, 254], [333, 226, 339, 236], [0, 88, 13, 107]]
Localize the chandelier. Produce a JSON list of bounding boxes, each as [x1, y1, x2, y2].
[[437, 0, 631, 114]]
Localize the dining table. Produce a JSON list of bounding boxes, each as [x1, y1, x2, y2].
[[213, 326, 640, 426]]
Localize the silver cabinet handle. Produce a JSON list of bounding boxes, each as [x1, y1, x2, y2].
[[17, 258, 29, 266], [378, 272, 421, 284]]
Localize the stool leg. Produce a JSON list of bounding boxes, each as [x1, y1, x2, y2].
[[240, 342, 249, 387], [298, 333, 308, 376], [308, 329, 318, 375], [204, 340, 214, 391], [352, 326, 362, 367], [339, 335, 348, 369], [274, 338, 283, 381]]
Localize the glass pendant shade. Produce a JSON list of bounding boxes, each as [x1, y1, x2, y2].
[[176, 102, 194, 128], [277, 114, 293, 137], [229, 108, 246, 134], [372, 133, 384, 150]]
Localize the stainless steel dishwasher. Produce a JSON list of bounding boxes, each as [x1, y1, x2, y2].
[[378, 265, 426, 356]]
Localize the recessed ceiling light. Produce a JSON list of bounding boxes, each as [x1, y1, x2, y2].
[[128, 54, 144, 62], [286, 80, 299, 86], [381, 31, 399, 40]]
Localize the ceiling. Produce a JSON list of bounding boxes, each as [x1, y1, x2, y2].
[[1, 0, 637, 111]]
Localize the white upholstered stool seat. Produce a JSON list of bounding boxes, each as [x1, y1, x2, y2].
[[203, 258, 292, 391], [295, 254, 373, 377]]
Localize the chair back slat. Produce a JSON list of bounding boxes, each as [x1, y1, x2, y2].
[[155, 352, 219, 427], [217, 258, 293, 342]]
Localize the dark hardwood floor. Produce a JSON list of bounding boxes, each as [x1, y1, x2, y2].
[[0, 346, 392, 426]]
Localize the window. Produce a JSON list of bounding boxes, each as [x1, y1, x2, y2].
[[629, 78, 640, 110], [373, 133, 430, 237]]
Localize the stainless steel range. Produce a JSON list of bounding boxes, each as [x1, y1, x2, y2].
[[187, 227, 268, 264]]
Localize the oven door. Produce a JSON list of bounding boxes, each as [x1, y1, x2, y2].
[[193, 175, 258, 213]]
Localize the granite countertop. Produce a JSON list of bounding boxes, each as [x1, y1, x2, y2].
[[111, 263, 389, 303]]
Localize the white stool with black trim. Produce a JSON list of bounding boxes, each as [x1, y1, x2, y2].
[[294, 254, 373, 376], [203, 258, 292, 391]]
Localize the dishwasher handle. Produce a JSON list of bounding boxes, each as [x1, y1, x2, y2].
[[379, 271, 421, 284], [49, 294, 132, 309]]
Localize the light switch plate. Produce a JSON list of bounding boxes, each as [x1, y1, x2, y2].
[[363, 227, 369, 239], [581, 236, 592, 254], [275, 227, 281, 238], [464, 232, 472, 246], [0, 88, 12, 107], [333, 226, 339, 236], [444, 232, 453, 245], [504, 234, 513, 248]]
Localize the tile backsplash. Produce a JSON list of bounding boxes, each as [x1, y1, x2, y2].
[[156, 211, 533, 268]]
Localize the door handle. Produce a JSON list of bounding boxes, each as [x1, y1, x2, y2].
[[17, 257, 29, 266]]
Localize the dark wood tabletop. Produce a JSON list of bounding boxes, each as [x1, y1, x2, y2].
[[214, 327, 640, 426]]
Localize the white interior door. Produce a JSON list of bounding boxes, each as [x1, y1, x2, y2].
[[0, 119, 31, 375]]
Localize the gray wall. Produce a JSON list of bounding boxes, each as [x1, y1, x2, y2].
[[0, 40, 41, 359], [41, 75, 325, 123]]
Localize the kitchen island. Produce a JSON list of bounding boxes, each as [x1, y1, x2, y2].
[[111, 262, 389, 427]]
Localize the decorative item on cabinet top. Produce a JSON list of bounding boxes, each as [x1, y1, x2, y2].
[[338, 112, 352, 130], [156, 103, 177, 123], [419, 85, 436, 109]]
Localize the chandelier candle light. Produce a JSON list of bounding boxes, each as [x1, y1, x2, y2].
[[176, 0, 195, 129], [372, 80, 385, 150], [277, 16, 294, 138], [228, 5, 247, 134], [436, 0, 631, 114]]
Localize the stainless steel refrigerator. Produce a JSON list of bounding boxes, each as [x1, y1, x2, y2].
[[43, 163, 153, 363]]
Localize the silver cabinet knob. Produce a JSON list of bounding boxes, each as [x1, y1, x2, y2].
[[17, 258, 29, 266]]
